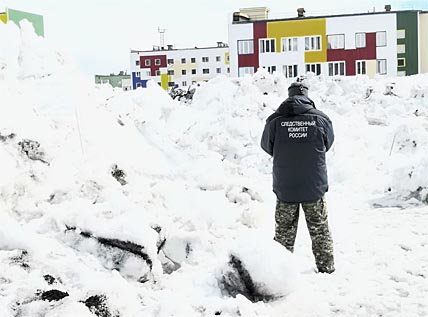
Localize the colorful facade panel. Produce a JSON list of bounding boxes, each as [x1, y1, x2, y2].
[[238, 22, 266, 71], [224, 52, 230, 64], [7, 8, 44, 36], [267, 18, 327, 63], [327, 33, 376, 75], [139, 55, 167, 76], [397, 11, 419, 75], [0, 12, 7, 23], [132, 72, 149, 89]]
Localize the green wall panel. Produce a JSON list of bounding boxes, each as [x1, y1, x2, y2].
[[397, 11, 419, 75], [7, 8, 44, 36]]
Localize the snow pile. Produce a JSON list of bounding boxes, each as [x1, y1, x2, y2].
[[1, 22, 428, 316]]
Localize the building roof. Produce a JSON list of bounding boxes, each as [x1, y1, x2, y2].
[[231, 9, 424, 24], [131, 43, 229, 54], [95, 72, 130, 78]]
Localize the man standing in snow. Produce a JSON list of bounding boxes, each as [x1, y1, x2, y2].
[[261, 82, 335, 274]]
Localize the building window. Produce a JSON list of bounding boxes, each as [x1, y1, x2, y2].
[[238, 66, 254, 77], [168, 82, 175, 87], [328, 61, 345, 76], [136, 60, 140, 66], [356, 60, 366, 75], [216, 68, 221, 74], [377, 59, 387, 74], [355, 33, 366, 48], [167, 58, 174, 64], [397, 29, 406, 39], [168, 70, 174, 75], [327, 34, 345, 49], [191, 57, 196, 63], [181, 58, 186, 63], [182, 69, 186, 75], [267, 66, 276, 74], [227, 67, 230, 73], [192, 69, 196, 74], [216, 56, 221, 62], [136, 72, 141, 78], [192, 81, 197, 84], [145, 59, 150, 66], [238, 40, 254, 55], [397, 58, 406, 67], [260, 38, 275, 53], [155, 70, 161, 76], [226, 55, 230, 62], [136, 82, 142, 88], [182, 81, 187, 86], [283, 65, 298, 78], [305, 63, 321, 75], [202, 57, 209, 62], [397, 44, 405, 54], [376, 31, 387, 47], [281, 37, 298, 52], [202, 68, 210, 74], [305, 36, 321, 51], [155, 59, 161, 66], [144, 70, 151, 77]]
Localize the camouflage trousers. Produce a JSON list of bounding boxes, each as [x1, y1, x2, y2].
[[274, 197, 335, 273]]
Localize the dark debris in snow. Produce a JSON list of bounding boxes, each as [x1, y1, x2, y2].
[[82, 294, 119, 317], [0, 132, 16, 142], [43, 274, 57, 285], [40, 289, 69, 302], [10, 250, 30, 269], [65, 226, 153, 270], [110, 164, 127, 185], [18, 139, 49, 165], [219, 254, 276, 303]]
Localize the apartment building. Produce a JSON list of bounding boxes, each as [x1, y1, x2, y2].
[[228, 6, 428, 78], [130, 42, 230, 90]]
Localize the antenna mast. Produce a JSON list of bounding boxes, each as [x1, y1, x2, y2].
[[158, 26, 166, 48]]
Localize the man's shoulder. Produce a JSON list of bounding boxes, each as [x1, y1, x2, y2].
[[266, 112, 282, 124], [305, 108, 332, 122]]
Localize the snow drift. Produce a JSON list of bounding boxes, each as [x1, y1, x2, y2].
[[1, 21, 427, 316]]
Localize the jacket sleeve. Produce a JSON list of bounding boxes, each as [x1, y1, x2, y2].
[[261, 120, 275, 156], [322, 117, 334, 152]]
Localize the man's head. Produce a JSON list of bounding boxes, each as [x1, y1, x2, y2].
[[288, 82, 308, 97]]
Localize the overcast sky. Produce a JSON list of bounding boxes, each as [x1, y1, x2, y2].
[[2, 0, 427, 78]]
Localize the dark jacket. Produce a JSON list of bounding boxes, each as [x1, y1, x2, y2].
[[261, 95, 334, 203]]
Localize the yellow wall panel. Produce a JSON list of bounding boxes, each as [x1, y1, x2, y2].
[[0, 12, 7, 23], [267, 19, 327, 63], [224, 52, 230, 65], [160, 74, 168, 90]]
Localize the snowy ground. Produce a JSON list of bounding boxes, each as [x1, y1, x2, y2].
[[0, 22, 427, 316]]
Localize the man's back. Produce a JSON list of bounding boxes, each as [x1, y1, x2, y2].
[[261, 94, 334, 203]]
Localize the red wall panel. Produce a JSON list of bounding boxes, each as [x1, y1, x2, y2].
[[327, 33, 376, 75], [140, 55, 167, 76], [237, 22, 266, 71]]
